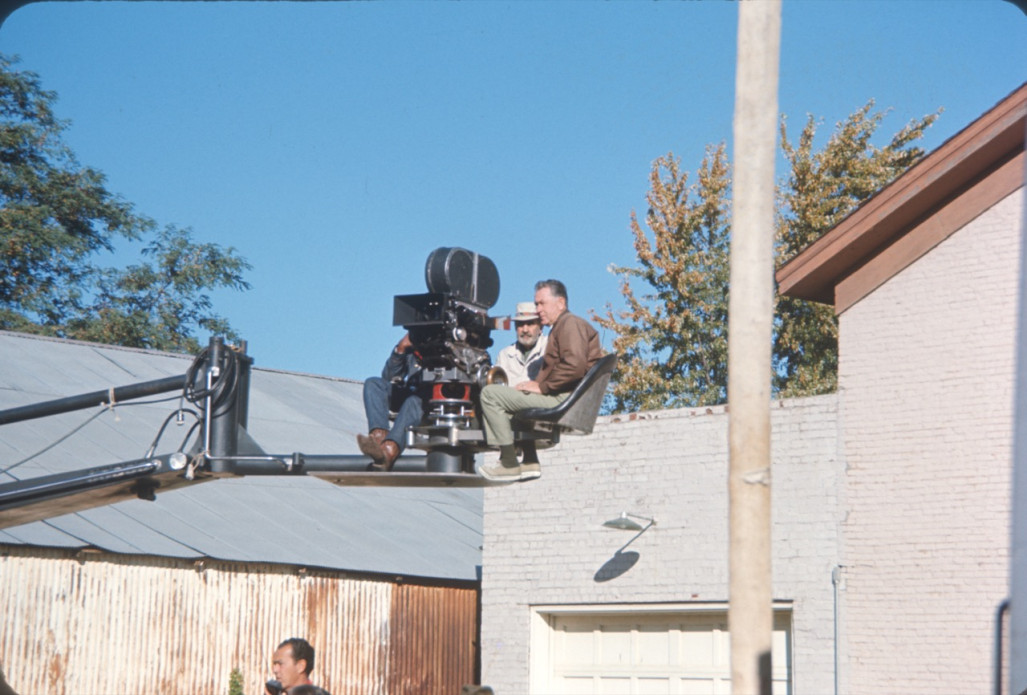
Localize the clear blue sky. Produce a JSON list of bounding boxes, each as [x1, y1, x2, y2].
[[1, 0, 1024, 381]]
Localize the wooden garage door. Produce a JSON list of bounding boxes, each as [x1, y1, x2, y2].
[[538, 608, 790, 695]]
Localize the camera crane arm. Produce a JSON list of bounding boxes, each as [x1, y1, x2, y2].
[[0, 248, 613, 529], [0, 335, 511, 531]]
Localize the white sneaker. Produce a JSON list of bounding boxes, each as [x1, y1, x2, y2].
[[475, 457, 522, 482], [518, 462, 542, 481]]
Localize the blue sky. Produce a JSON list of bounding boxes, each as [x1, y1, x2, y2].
[[1, 0, 1025, 381]]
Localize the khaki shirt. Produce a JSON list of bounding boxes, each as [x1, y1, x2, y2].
[[496, 334, 548, 387]]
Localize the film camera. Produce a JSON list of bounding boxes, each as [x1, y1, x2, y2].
[[392, 247, 506, 470]]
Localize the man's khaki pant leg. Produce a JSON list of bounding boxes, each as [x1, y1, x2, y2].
[[479, 385, 566, 446]]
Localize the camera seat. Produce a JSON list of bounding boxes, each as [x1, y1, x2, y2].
[[511, 353, 617, 445]]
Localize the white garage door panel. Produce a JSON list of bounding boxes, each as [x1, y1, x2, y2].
[[563, 677, 598, 695], [635, 677, 671, 695], [538, 608, 790, 695]]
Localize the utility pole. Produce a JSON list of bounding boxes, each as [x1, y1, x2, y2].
[[728, 1, 781, 693]]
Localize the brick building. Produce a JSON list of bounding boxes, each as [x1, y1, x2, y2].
[[480, 83, 1025, 693]]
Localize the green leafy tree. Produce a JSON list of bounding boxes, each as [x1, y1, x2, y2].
[[774, 102, 937, 396], [0, 54, 250, 353], [593, 146, 732, 413], [594, 102, 937, 413]]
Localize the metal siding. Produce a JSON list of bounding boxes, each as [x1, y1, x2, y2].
[[0, 332, 483, 582], [389, 583, 479, 695], [0, 546, 478, 695]]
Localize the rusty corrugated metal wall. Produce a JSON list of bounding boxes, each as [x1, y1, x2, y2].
[[0, 545, 478, 695], [387, 583, 480, 695]]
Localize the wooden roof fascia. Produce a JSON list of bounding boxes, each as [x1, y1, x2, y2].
[[835, 149, 1025, 313], [775, 83, 1027, 308]]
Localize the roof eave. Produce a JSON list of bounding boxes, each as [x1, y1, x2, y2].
[[776, 82, 1027, 307]]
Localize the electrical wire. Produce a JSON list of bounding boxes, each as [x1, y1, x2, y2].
[[176, 420, 202, 454], [112, 393, 183, 407], [143, 408, 200, 460], [3, 345, 242, 481], [1, 408, 109, 479], [184, 345, 240, 417]]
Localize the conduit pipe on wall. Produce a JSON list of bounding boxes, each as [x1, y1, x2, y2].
[[832, 566, 842, 695]]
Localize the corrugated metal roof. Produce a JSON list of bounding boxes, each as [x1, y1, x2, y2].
[[0, 331, 482, 581]]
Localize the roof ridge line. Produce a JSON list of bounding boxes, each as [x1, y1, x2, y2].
[[0, 330, 363, 384]]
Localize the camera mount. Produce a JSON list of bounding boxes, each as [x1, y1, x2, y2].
[[393, 248, 504, 467]]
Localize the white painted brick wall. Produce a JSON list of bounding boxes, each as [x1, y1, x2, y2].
[[481, 395, 842, 694], [837, 191, 1022, 693], [480, 188, 1024, 695]]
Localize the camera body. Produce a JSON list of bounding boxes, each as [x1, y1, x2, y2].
[[393, 292, 496, 383], [392, 248, 504, 467]]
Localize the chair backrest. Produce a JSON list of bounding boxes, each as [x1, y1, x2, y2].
[[514, 353, 617, 435]]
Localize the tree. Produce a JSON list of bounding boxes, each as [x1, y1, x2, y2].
[[0, 54, 250, 353], [593, 146, 733, 413], [227, 668, 244, 695], [774, 102, 937, 397], [594, 102, 937, 413]]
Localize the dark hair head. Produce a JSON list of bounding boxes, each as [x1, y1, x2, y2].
[[278, 637, 315, 675], [289, 686, 330, 695], [534, 279, 568, 304]]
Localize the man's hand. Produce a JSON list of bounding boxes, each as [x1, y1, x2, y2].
[[395, 333, 414, 354], [516, 380, 542, 394]]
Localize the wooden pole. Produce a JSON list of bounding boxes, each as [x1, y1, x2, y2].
[[728, 1, 781, 693]]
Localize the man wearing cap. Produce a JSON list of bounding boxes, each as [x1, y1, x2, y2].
[[477, 279, 602, 482], [495, 302, 548, 387]]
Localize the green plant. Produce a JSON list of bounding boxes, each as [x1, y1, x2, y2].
[[227, 667, 244, 695]]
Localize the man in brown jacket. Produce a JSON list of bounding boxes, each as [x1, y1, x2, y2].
[[478, 279, 602, 481]]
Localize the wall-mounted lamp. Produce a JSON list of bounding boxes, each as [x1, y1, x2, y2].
[[602, 512, 656, 533]]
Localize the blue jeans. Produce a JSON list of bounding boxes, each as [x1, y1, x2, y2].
[[363, 377, 423, 453]]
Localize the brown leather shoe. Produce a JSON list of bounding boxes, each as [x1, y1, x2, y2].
[[357, 428, 388, 463], [371, 439, 401, 472]]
